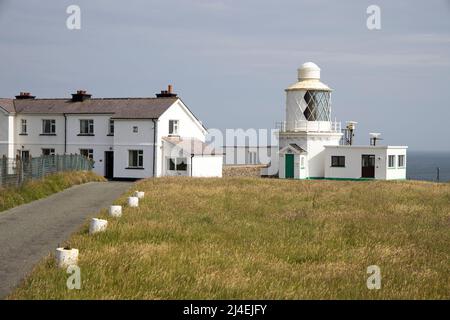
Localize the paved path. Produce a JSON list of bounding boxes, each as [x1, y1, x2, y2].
[[0, 181, 132, 299]]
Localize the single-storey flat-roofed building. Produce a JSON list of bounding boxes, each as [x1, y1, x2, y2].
[[0, 86, 223, 179]]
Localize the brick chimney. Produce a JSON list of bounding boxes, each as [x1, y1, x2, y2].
[[71, 90, 92, 102], [15, 92, 36, 99], [156, 85, 177, 98]]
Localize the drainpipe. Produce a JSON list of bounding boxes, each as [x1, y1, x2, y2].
[[152, 119, 157, 177], [64, 114, 67, 154], [190, 154, 194, 177]]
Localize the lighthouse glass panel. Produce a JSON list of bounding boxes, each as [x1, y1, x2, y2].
[[303, 91, 331, 121]]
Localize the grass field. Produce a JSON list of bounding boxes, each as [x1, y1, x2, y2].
[[0, 171, 105, 213], [9, 177, 450, 299]]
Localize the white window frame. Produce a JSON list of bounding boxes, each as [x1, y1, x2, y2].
[[128, 150, 144, 168], [388, 155, 396, 168], [20, 119, 27, 134], [42, 148, 55, 156], [331, 156, 345, 167], [108, 119, 114, 135], [169, 120, 179, 135], [80, 148, 94, 160], [398, 155, 405, 168], [167, 157, 187, 171], [42, 119, 56, 134], [80, 119, 94, 135]]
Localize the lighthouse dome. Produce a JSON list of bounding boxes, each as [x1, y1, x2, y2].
[[298, 62, 321, 80], [286, 62, 331, 92]]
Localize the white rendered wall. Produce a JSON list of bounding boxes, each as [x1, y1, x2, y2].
[[324, 146, 407, 180], [386, 148, 407, 180], [113, 119, 155, 179], [156, 100, 207, 177], [307, 134, 341, 178], [279, 132, 341, 178], [192, 155, 223, 177], [14, 114, 65, 157], [278, 153, 307, 179], [0, 112, 14, 158], [65, 114, 114, 176]]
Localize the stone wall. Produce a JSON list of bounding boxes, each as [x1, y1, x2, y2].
[[222, 165, 268, 177]]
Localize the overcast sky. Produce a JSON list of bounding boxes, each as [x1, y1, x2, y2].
[[0, 0, 449, 150]]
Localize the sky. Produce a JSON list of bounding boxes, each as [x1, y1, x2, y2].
[[0, 0, 449, 151]]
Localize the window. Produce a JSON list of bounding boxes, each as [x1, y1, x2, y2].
[[176, 158, 187, 171], [398, 155, 405, 168], [128, 150, 143, 168], [20, 119, 27, 134], [388, 155, 396, 168], [80, 119, 94, 135], [169, 120, 179, 135], [42, 119, 56, 134], [168, 158, 187, 171], [331, 156, 345, 167], [169, 158, 176, 170], [80, 149, 94, 160], [303, 90, 331, 121], [133, 126, 138, 133], [42, 148, 55, 156], [20, 150, 30, 160], [108, 119, 114, 135]]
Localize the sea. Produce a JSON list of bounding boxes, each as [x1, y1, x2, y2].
[[407, 151, 450, 182]]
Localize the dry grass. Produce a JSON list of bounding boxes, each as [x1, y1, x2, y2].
[[0, 171, 106, 213], [9, 177, 450, 299]]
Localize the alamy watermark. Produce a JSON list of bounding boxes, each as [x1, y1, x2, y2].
[[366, 265, 381, 290], [366, 5, 381, 30], [66, 5, 81, 30], [66, 265, 81, 290]]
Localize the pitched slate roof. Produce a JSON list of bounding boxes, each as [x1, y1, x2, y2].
[[0, 99, 15, 113], [279, 143, 307, 154], [289, 143, 306, 153], [6, 97, 178, 119]]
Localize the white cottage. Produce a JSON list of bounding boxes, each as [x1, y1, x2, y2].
[[0, 86, 222, 179], [277, 62, 407, 180]]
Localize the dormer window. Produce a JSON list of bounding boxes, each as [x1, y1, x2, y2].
[[169, 120, 179, 135]]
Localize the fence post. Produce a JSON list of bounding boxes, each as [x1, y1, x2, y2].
[[41, 156, 45, 178], [1, 155, 6, 185]]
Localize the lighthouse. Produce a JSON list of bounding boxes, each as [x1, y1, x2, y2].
[[277, 62, 408, 180], [278, 62, 343, 179]]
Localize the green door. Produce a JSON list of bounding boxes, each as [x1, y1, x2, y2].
[[285, 154, 294, 178]]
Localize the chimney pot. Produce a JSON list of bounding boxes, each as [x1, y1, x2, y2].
[[71, 90, 91, 102], [16, 92, 35, 99]]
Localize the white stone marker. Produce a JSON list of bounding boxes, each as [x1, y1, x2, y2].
[[55, 247, 79, 268], [134, 191, 145, 199], [109, 205, 122, 217], [89, 218, 108, 234], [128, 196, 139, 207]]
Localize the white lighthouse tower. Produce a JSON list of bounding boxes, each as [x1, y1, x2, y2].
[[278, 62, 343, 179]]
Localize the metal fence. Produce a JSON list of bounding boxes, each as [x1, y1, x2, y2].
[[0, 154, 94, 188]]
